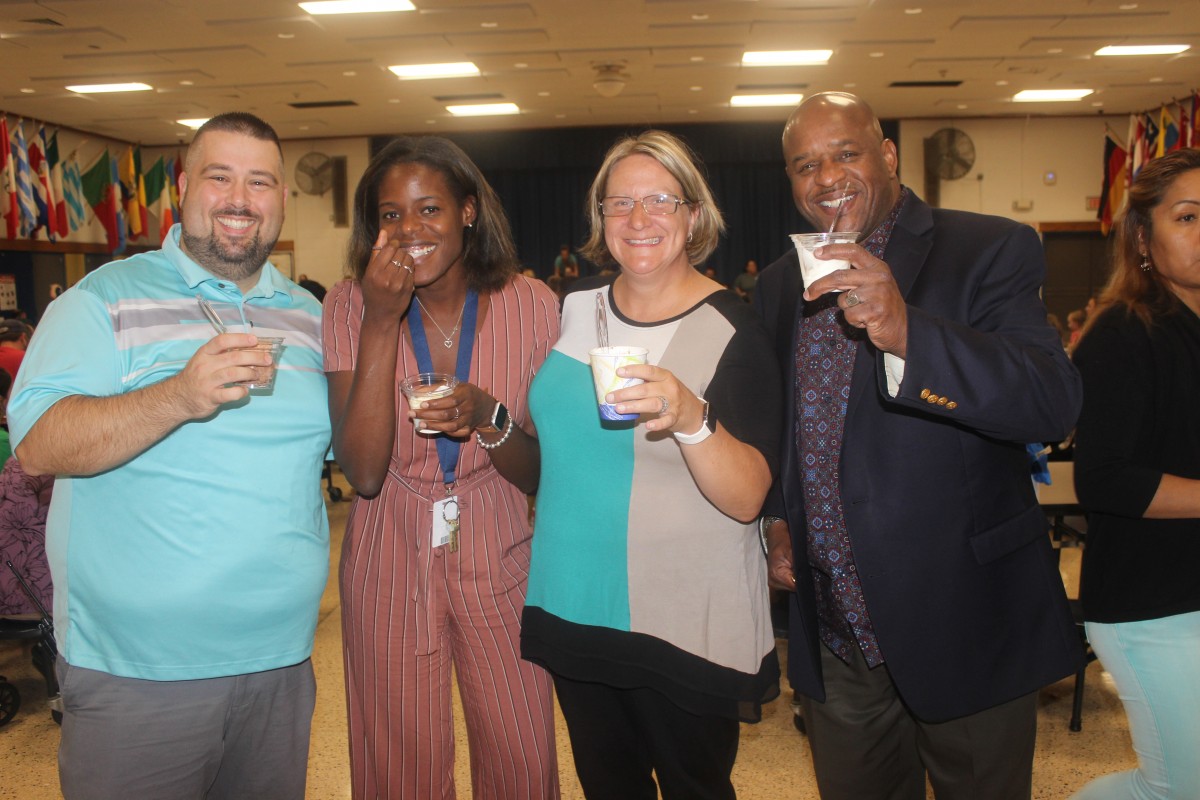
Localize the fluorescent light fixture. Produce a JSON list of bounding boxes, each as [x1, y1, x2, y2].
[[66, 82, 153, 94], [1095, 44, 1190, 56], [446, 102, 520, 117], [177, 118, 209, 129], [742, 50, 832, 67], [388, 62, 480, 80], [1013, 89, 1094, 102], [731, 93, 804, 107], [299, 0, 414, 13]]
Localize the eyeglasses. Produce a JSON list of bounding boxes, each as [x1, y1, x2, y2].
[[599, 193, 691, 217]]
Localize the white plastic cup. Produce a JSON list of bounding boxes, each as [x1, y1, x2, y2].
[[790, 231, 860, 290], [400, 372, 459, 434], [588, 346, 649, 421]]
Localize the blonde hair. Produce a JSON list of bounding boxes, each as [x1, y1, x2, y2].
[[579, 130, 725, 268]]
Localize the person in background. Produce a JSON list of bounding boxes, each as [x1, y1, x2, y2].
[[0, 319, 33, 381], [733, 259, 758, 302], [1070, 148, 1200, 800], [7, 112, 330, 799], [324, 135, 560, 799], [521, 130, 782, 800], [554, 243, 579, 278], [297, 273, 327, 304], [756, 92, 1082, 800]]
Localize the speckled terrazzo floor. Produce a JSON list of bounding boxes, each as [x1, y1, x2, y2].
[[1, 475, 1132, 799]]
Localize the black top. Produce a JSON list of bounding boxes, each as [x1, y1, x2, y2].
[[1072, 302, 1200, 623]]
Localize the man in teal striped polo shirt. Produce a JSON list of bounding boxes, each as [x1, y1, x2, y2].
[[8, 112, 331, 800]]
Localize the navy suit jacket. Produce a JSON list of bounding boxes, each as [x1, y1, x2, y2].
[[758, 193, 1084, 723]]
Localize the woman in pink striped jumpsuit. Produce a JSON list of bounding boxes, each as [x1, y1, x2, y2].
[[324, 136, 560, 799]]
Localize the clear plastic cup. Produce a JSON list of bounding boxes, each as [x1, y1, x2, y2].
[[236, 336, 284, 391], [790, 231, 860, 290], [400, 372, 459, 434]]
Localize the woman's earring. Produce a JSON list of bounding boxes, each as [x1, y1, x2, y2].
[[466, 222, 474, 229], [686, 232, 693, 244], [1139, 254, 1152, 272]]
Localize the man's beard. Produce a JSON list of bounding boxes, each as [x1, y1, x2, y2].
[[182, 215, 276, 285]]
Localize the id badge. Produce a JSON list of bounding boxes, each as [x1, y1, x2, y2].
[[432, 496, 460, 550]]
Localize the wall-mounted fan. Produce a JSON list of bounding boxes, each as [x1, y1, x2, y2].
[[925, 127, 976, 180], [295, 151, 334, 195]]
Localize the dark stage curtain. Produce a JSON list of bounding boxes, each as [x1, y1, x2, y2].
[[369, 119, 899, 287]]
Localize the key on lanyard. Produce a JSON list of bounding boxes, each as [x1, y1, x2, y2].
[[443, 495, 460, 553]]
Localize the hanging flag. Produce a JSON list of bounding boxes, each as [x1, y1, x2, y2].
[[63, 153, 86, 233], [1098, 131, 1128, 236], [12, 122, 38, 238], [1189, 92, 1200, 150], [27, 128, 57, 241], [1179, 99, 1193, 150], [1161, 105, 1180, 154], [111, 150, 127, 254], [142, 156, 174, 243], [118, 147, 142, 238], [1136, 113, 1157, 177], [134, 147, 149, 239], [46, 130, 69, 236], [2, 117, 17, 239], [81, 151, 121, 253], [170, 153, 182, 221]]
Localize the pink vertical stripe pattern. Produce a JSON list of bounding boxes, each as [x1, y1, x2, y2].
[[324, 274, 561, 799]]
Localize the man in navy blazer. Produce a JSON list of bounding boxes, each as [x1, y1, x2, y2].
[[757, 92, 1083, 799]]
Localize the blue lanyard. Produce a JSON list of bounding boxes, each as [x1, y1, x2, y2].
[[408, 289, 479, 486]]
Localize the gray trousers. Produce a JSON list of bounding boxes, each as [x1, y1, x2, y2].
[[56, 657, 316, 800], [799, 643, 1037, 800]]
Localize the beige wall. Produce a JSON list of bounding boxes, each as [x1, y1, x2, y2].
[[899, 115, 1121, 223]]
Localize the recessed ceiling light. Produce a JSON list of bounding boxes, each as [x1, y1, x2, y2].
[[1149, 76, 1163, 82], [298, 0, 414, 14], [1092, 101, 1104, 107], [690, 56, 704, 62], [67, 82, 153, 93], [389, 62, 480, 80], [20, 88, 35, 94], [1118, 3, 1138, 8], [426, 119, 436, 124], [689, 109, 698, 114], [446, 102, 520, 117], [1047, 48, 1063, 54], [690, 86, 702, 92], [844, 82, 857, 88], [388, 98, 400, 103], [537, 91, 550, 97], [692, 13, 708, 20], [278, 33, 295, 39], [481, 21, 498, 28], [742, 50, 831, 67], [1095, 44, 1190, 56], [343, 71, 356, 76], [1012, 88, 1094, 102], [996, 80, 1009, 86], [555, 113, 566, 119], [957, 104, 968, 109], [177, 118, 209, 129], [515, 62, 528, 69], [180, 80, 194, 86], [905, 8, 922, 14], [299, 125, 310, 131], [870, 52, 885, 58], [731, 93, 804, 107]]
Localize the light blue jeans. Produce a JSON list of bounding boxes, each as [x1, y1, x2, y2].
[[1072, 610, 1200, 800]]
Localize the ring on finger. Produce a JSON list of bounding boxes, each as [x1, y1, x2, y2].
[[845, 291, 863, 307], [452, 407, 460, 420], [390, 259, 405, 268], [657, 396, 669, 415]]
